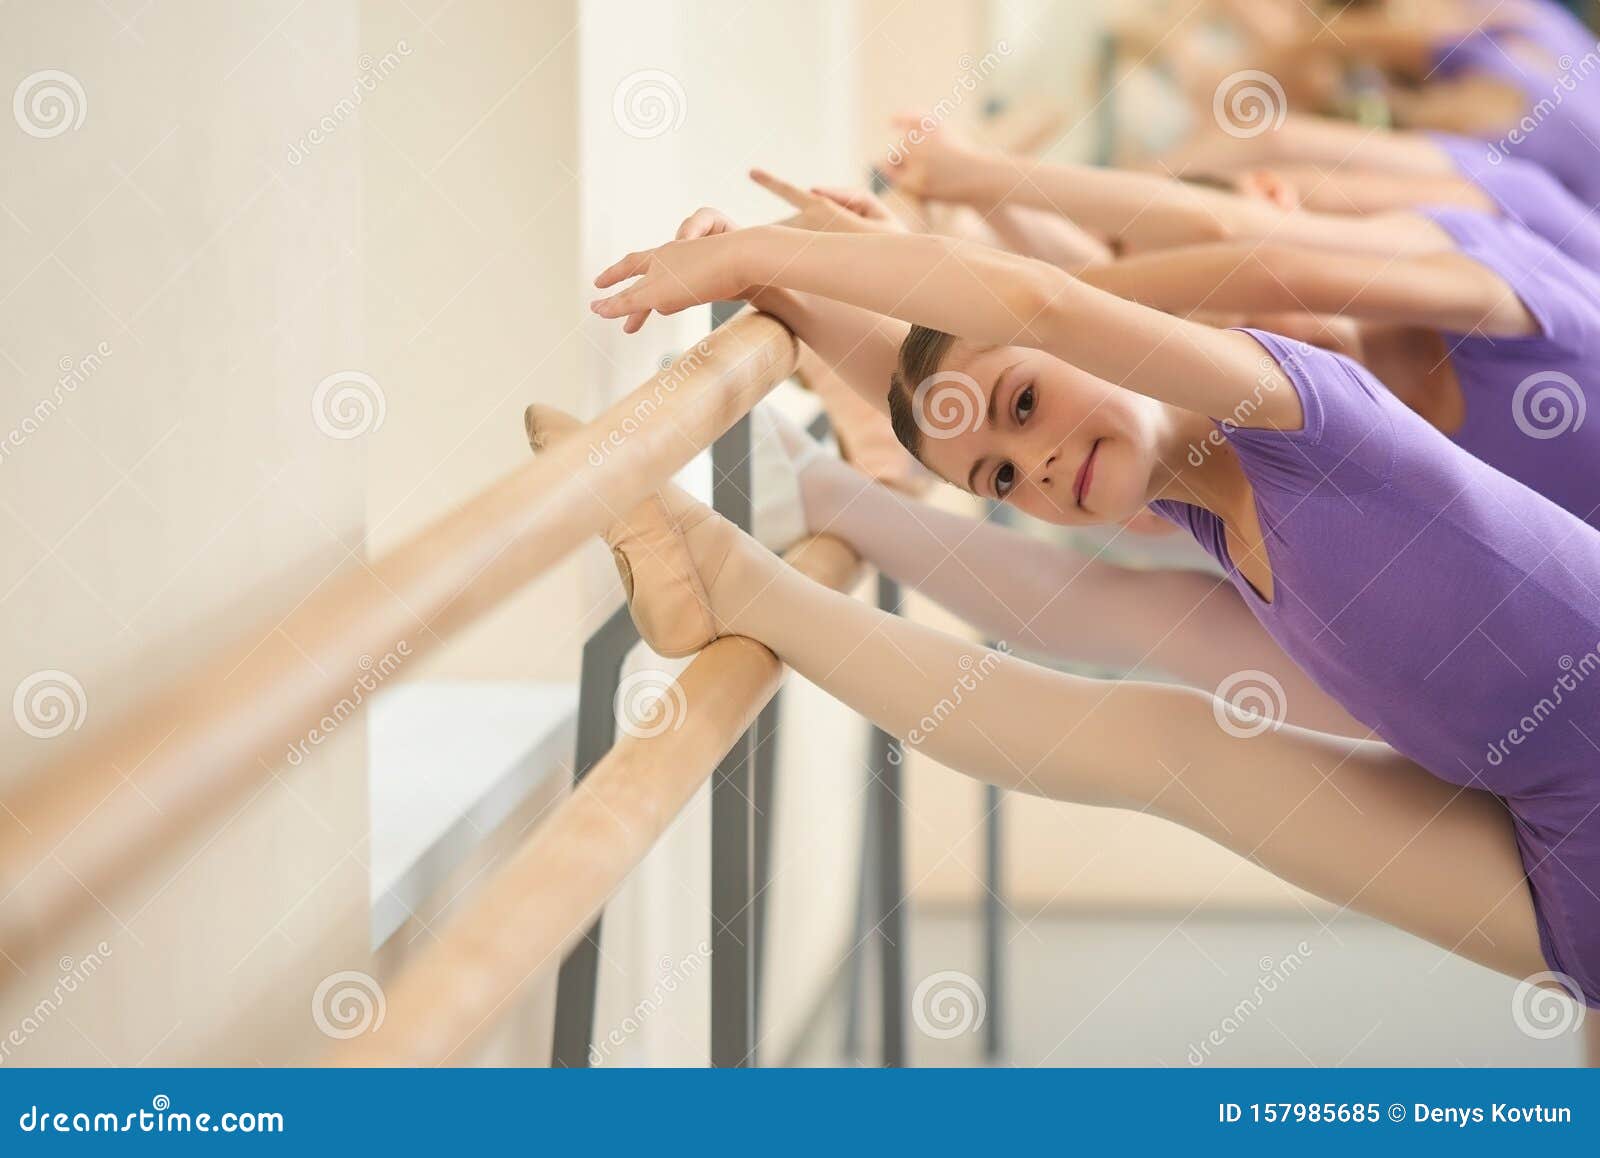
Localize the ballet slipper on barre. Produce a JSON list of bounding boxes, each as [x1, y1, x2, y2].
[[525, 404, 726, 658]]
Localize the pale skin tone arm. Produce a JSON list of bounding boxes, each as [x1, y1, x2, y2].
[[1157, 113, 1460, 181], [1080, 241, 1538, 337], [1263, 164, 1494, 215], [592, 224, 1302, 429], [882, 122, 1450, 257]]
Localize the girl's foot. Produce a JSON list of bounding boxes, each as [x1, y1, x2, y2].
[[525, 405, 759, 658]]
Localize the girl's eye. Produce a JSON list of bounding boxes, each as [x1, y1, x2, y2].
[[994, 462, 1016, 499], [1014, 384, 1035, 423]]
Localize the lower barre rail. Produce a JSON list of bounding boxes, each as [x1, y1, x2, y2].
[[330, 534, 861, 1066]]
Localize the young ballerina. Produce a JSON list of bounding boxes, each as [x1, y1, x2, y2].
[[1078, 213, 1600, 530], [707, 175, 1600, 743], [581, 215, 1600, 1010], [676, 183, 1372, 738], [1190, 143, 1600, 274], [832, 139, 1600, 528], [1162, 100, 1600, 214]]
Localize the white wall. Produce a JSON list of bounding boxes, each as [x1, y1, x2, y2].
[[0, 0, 370, 1063], [574, 0, 869, 1064], [360, 0, 588, 685]]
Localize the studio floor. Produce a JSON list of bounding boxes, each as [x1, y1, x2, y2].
[[796, 909, 1588, 1068]]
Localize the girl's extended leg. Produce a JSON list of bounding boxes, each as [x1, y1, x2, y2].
[[797, 447, 1368, 735], [690, 507, 1546, 984]]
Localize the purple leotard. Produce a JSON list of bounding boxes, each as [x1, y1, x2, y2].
[[1429, 132, 1600, 271], [1418, 205, 1600, 527], [1432, 27, 1600, 207], [1153, 331, 1600, 1005], [1499, 0, 1597, 59]]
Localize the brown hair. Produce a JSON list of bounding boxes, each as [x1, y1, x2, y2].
[[886, 325, 959, 462]]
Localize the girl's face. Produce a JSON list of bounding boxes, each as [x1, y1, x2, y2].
[[912, 344, 1163, 527]]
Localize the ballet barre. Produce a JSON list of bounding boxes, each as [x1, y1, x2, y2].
[[0, 310, 798, 975], [331, 531, 862, 1065]]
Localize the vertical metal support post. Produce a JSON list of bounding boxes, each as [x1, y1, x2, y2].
[[870, 574, 907, 1066], [751, 696, 780, 1016], [842, 793, 875, 1061], [982, 784, 1004, 1061], [709, 299, 759, 1067], [550, 605, 639, 1067], [981, 501, 1012, 1062]]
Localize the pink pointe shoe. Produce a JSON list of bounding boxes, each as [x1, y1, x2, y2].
[[525, 404, 727, 658]]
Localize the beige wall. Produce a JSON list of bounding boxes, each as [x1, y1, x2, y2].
[[573, 0, 869, 1066], [361, 0, 588, 685], [0, 0, 370, 1062]]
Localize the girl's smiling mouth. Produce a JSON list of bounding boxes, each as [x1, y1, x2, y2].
[[1075, 438, 1102, 510]]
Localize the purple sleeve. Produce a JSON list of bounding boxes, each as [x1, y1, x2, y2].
[[1419, 206, 1597, 354], [1216, 330, 1398, 499]]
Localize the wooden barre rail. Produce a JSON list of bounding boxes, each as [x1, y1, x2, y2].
[[331, 533, 861, 1066], [0, 311, 798, 969]]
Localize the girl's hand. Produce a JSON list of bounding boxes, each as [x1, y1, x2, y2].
[[592, 228, 760, 329], [596, 206, 741, 333], [749, 168, 906, 234], [877, 112, 988, 201]]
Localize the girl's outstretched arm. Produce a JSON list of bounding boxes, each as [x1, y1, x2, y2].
[[660, 203, 907, 418], [592, 225, 1302, 427], [883, 127, 1443, 257], [1259, 165, 1493, 216], [1081, 241, 1537, 336], [1157, 113, 1458, 181]]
